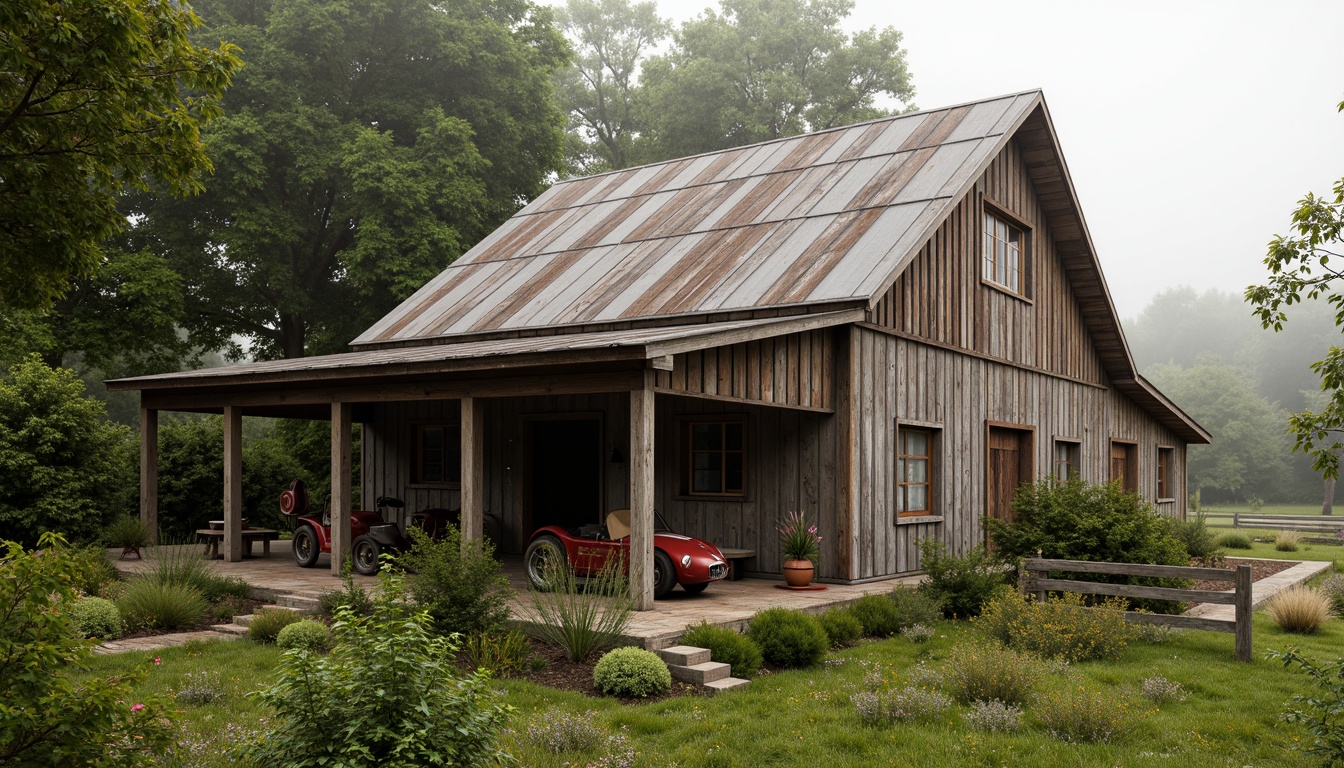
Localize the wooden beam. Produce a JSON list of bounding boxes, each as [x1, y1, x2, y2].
[[460, 397, 485, 548], [834, 326, 856, 581], [139, 407, 158, 546], [330, 402, 353, 575], [629, 371, 655, 610], [222, 406, 243, 562]]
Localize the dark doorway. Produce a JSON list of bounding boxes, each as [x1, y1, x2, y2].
[[528, 418, 602, 531], [987, 425, 1034, 539]]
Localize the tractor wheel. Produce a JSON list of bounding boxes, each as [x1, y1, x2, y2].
[[524, 535, 567, 592], [352, 535, 381, 576], [681, 581, 708, 595], [653, 550, 677, 598], [293, 526, 320, 568]]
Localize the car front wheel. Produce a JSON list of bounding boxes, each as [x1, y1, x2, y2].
[[293, 525, 319, 568], [653, 550, 677, 598], [524, 535, 567, 591]]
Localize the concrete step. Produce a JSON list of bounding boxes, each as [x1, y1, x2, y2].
[[703, 677, 750, 695], [670, 661, 730, 685], [274, 594, 320, 613], [658, 645, 711, 667], [211, 623, 249, 636]]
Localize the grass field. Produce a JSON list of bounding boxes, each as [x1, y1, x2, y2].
[[1202, 503, 1334, 516], [84, 609, 1344, 768]]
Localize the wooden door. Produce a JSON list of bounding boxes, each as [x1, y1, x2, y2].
[[987, 426, 1032, 534], [1110, 442, 1136, 493]]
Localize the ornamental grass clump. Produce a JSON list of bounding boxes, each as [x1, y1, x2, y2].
[[942, 643, 1042, 707], [521, 555, 633, 662], [117, 579, 208, 631], [777, 510, 822, 563], [1319, 574, 1344, 618], [1267, 585, 1332, 634], [593, 647, 671, 698], [463, 629, 533, 676], [681, 622, 762, 677], [1217, 531, 1253, 550], [1276, 530, 1303, 552], [1036, 685, 1133, 743]]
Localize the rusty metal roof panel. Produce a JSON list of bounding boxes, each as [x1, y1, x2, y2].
[[945, 95, 1021, 144]]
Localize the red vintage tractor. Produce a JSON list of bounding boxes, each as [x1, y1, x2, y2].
[[278, 478, 459, 575]]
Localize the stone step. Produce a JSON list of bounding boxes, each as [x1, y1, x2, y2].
[[211, 623, 250, 636], [274, 594, 321, 613], [233, 606, 297, 627], [703, 677, 750, 695], [669, 661, 730, 685], [658, 645, 711, 667]]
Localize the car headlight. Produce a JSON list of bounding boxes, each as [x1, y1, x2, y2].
[[681, 554, 692, 567]]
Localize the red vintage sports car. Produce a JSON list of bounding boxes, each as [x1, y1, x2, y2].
[[524, 509, 728, 598]]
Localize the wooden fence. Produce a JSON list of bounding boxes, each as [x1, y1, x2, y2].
[[1021, 558, 1253, 662], [1204, 512, 1344, 535]]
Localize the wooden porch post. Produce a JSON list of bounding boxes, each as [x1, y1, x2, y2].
[[222, 406, 243, 562], [460, 397, 485, 549], [629, 371, 655, 611], [331, 402, 353, 575], [140, 407, 158, 545]]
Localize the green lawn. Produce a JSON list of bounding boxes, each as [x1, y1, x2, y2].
[[1203, 503, 1335, 517], [84, 612, 1344, 768]]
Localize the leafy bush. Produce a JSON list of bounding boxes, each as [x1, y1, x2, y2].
[[849, 593, 902, 637], [681, 622, 762, 678], [1319, 574, 1344, 617], [1140, 676, 1187, 704], [176, 671, 225, 706], [889, 586, 942, 628], [916, 539, 1009, 617], [747, 608, 828, 668], [1036, 686, 1133, 743], [1171, 514, 1222, 560], [66, 544, 121, 597], [942, 644, 1042, 706], [851, 685, 953, 724], [593, 646, 671, 698], [241, 572, 512, 767], [1276, 530, 1303, 552], [1273, 648, 1344, 765], [276, 620, 333, 653], [817, 608, 863, 648], [521, 556, 632, 662], [1, 534, 176, 766], [319, 564, 375, 618], [463, 629, 533, 676], [987, 478, 1193, 612], [401, 526, 513, 637], [248, 608, 302, 644], [962, 699, 1024, 733], [66, 596, 122, 640], [117, 579, 208, 630], [1217, 531, 1254, 550], [1267, 586, 1331, 634], [978, 589, 1133, 662]]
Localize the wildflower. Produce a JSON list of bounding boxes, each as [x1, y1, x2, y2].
[[132, 703, 145, 712], [153, 657, 161, 666]]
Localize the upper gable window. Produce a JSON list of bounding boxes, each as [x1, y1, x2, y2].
[[983, 210, 1026, 294]]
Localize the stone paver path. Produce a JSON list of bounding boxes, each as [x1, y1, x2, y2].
[[1186, 557, 1334, 621], [95, 630, 242, 655]]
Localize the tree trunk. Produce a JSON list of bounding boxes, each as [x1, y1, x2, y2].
[[1324, 476, 1336, 516], [279, 313, 306, 359]]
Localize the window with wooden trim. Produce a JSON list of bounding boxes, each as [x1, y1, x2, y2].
[[413, 424, 461, 485], [983, 209, 1025, 293], [1053, 440, 1080, 480], [1109, 441, 1137, 494], [682, 418, 745, 497], [897, 427, 935, 517], [1157, 447, 1174, 500]]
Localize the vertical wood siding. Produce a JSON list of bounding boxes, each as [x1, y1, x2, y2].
[[653, 329, 833, 411]]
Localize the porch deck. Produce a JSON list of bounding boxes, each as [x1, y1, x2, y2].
[[112, 542, 920, 649]]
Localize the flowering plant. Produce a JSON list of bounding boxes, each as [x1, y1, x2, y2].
[[778, 511, 821, 563]]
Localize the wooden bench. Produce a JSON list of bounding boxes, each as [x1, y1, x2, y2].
[[718, 548, 756, 581], [195, 528, 281, 560]]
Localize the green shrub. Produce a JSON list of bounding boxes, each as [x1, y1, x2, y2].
[[889, 586, 943, 628], [681, 622, 763, 677], [319, 563, 375, 618], [747, 608, 828, 668], [242, 572, 512, 767], [942, 643, 1042, 706], [593, 646, 671, 698], [2, 534, 176, 766], [521, 555, 632, 662], [463, 629, 533, 676], [276, 619, 333, 652], [1319, 574, 1344, 617], [401, 526, 513, 636], [1217, 531, 1253, 550], [1273, 648, 1344, 765], [849, 593, 902, 637], [1276, 530, 1303, 552], [987, 478, 1192, 612], [65, 544, 122, 597], [978, 589, 1133, 662], [1171, 514, 1222, 560], [66, 596, 122, 640], [248, 608, 302, 643], [817, 608, 863, 648], [1036, 686, 1133, 743], [117, 579, 208, 630], [916, 539, 1009, 617]]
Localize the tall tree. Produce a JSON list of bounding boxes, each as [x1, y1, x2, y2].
[[555, 0, 669, 174], [128, 0, 570, 359], [640, 0, 914, 161], [0, 0, 239, 311], [1246, 99, 1344, 478]]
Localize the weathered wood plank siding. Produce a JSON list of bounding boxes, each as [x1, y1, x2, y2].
[[654, 329, 833, 411]]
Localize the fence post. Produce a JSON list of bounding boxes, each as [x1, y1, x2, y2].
[[1233, 512, 1239, 529], [1234, 563, 1252, 662]]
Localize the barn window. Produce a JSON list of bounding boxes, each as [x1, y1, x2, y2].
[[682, 418, 745, 497], [897, 427, 935, 517], [1053, 440, 1080, 480], [1157, 447, 1175, 500], [983, 209, 1026, 294], [1109, 441, 1137, 494], [413, 424, 461, 485]]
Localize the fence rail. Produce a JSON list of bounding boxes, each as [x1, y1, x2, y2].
[[1021, 557, 1253, 662], [1204, 512, 1344, 534]]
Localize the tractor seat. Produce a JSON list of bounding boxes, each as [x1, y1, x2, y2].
[[605, 509, 631, 541]]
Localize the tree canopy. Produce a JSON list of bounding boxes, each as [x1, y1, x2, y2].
[[0, 0, 239, 311], [1245, 99, 1344, 478], [128, 0, 571, 359]]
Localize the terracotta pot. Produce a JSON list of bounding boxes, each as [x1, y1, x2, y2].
[[782, 559, 815, 587]]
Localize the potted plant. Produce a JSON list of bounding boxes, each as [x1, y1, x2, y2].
[[105, 515, 150, 560], [777, 511, 821, 587]]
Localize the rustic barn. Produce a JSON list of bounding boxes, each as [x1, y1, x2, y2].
[[109, 90, 1209, 608]]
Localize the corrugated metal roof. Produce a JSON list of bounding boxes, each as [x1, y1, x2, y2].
[[354, 91, 1042, 347]]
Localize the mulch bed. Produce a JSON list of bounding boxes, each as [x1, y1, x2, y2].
[[501, 640, 701, 703], [1190, 557, 1297, 593]]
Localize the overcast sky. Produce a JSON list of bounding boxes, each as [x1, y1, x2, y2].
[[545, 0, 1344, 321]]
